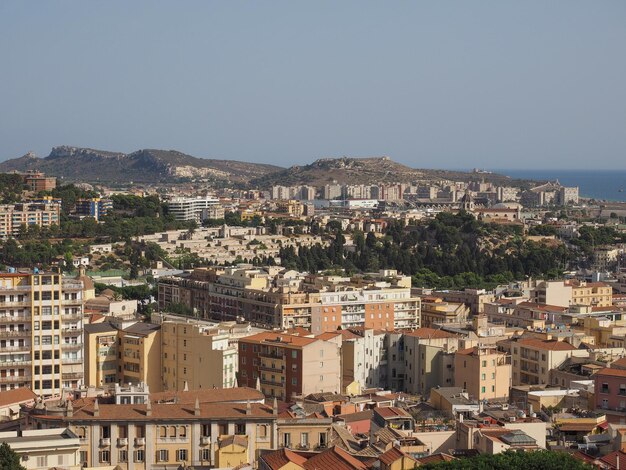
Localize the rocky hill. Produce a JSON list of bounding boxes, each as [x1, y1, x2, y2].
[[0, 146, 283, 184], [250, 156, 518, 188]]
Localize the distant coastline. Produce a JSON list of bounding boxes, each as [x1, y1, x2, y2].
[[495, 169, 626, 203]]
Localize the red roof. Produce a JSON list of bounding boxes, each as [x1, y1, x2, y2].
[[516, 338, 576, 351], [303, 446, 368, 470], [404, 327, 455, 339], [599, 450, 626, 469], [596, 367, 626, 378], [379, 446, 416, 465], [260, 448, 308, 469], [0, 388, 37, 407]]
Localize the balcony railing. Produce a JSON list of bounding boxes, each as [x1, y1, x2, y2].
[[0, 316, 31, 323], [134, 437, 145, 446], [0, 375, 28, 383], [0, 346, 30, 353], [62, 343, 82, 351], [61, 328, 83, 336], [99, 438, 111, 447], [117, 438, 128, 447], [0, 330, 30, 338], [63, 372, 83, 380], [260, 378, 284, 387]]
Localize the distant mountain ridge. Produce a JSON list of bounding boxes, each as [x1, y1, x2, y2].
[[0, 147, 520, 188], [0, 146, 283, 184]]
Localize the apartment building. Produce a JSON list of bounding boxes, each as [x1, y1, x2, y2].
[[454, 346, 512, 401], [428, 289, 495, 315], [28, 386, 277, 470], [167, 196, 222, 223], [0, 270, 84, 398], [0, 428, 81, 470], [403, 328, 459, 396], [595, 368, 626, 415], [161, 320, 238, 391], [510, 338, 588, 386], [84, 320, 162, 391], [0, 200, 61, 238], [159, 267, 420, 331], [74, 197, 113, 222], [237, 332, 341, 401], [318, 328, 388, 392], [419, 297, 469, 328], [530, 279, 612, 308], [23, 171, 57, 192]]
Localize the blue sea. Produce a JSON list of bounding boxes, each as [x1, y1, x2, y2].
[[497, 169, 626, 203]]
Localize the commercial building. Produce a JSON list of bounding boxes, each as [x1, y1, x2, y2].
[[0, 270, 84, 398], [237, 332, 341, 401], [167, 196, 222, 223], [0, 200, 61, 238], [454, 346, 512, 401]]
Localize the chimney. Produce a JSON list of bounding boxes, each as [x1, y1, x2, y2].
[[146, 399, 152, 417], [66, 399, 73, 418], [183, 380, 189, 392], [246, 400, 251, 416], [194, 397, 201, 417], [273, 398, 278, 416], [93, 399, 99, 418]]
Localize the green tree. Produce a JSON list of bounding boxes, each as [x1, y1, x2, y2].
[[0, 442, 26, 470], [418, 449, 591, 470]]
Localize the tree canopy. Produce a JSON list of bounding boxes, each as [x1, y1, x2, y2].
[[418, 450, 591, 470]]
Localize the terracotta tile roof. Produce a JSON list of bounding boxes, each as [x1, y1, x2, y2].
[[597, 367, 626, 378], [518, 302, 568, 312], [336, 410, 374, 423], [37, 402, 275, 422], [240, 331, 319, 348], [516, 338, 576, 351], [611, 357, 626, 369], [303, 446, 368, 470], [416, 453, 456, 464], [403, 327, 455, 339], [260, 448, 307, 469], [374, 406, 412, 419], [599, 450, 626, 469], [219, 435, 248, 449], [0, 387, 37, 407], [379, 446, 416, 465], [150, 387, 264, 405], [316, 331, 342, 341]]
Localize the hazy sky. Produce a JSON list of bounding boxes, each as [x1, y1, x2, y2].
[[1, 1, 625, 170]]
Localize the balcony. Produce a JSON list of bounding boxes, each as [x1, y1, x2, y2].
[[62, 343, 82, 351], [62, 328, 83, 337], [260, 378, 284, 387], [0, 375, 28, 384], [0, 346, 30, 353], [63, 372, 83, 380], [134, 437, 146, 446], [0, 330, 30, 338], [0, 316, 31, 323], [259, 363, 284, 373], [62, 314, 83, 322], [117, 438, 128, 447], [200, 436, 211, 446], [0, 301, 31, 308], [0, 359, 31, 367], [258, 351, 285, 360]]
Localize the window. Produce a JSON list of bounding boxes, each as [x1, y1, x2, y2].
[[283, 432, 291, 447], [36, 456, 47, 468], [169, 426, 177, 437], [601, 383, 610, 394], [235, 423, 246, 435], [292, 377, 297, 385], [301, 432, 309, 447], [481, 386, 486, 393], [292, 350, 298, 359], [258, 424, 267, 438], [134, 450, 145, 462], [482, 360, 487, 367], [101, 425, 111, 438], [179, 426, 187, 438], [320, 375, 324, 381], [160, 426, 167, 438], [79, 451, 87, 465], [135, 425, 145, 438], [177, 449, 188, 462], [319, 432, 327, 447], [118, 450, 128, 463], [481, 373, 486, 381], [200, 448, 210, 461], [99, 450, 110, 463], [202, 424, 211, 437], [157, 450, 169, 462]]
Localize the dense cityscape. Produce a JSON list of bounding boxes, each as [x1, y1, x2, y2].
[[2, 2, 625, 469], [0, 159, 626, 469]]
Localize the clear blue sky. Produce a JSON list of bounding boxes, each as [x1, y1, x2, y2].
[[1, 1, 625, 170]]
